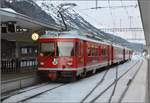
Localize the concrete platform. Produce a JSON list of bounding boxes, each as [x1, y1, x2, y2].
[[1, 70, 40, 93], [1, 70, 37, 81], [122, 59, 147, 102]]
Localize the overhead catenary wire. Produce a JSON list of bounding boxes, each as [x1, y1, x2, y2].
[[71, 4, 137, 11], [108, 64, 118, 103], [120, 0, 138, 40], [108, 0, 115, 33], [74, 9, 105, 27], [120, 0, 130, 19]]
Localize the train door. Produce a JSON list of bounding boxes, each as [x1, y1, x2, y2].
[[111, 45, 114, 64], [101, 45, 108, 66], [123, 48, 125, 61], [107, 45, 110, 65], [99, 44, 102, 64], [83, 41, 87, 67], [75, 40, 84, 68]]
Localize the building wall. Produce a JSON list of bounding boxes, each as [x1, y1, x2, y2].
[[1, 39, 38, 73], [1, 39, 16, 60]]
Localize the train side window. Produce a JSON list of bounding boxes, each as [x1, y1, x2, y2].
[[91, 45, 95, 56], [102, 49, 105, 55], [95, 47, 98, 56], [91, 47, 94, 56], [80, 42, 83, 56], [87, 47, 90, 56], [102, 47, 107, 56], [102, 48, 104, 55]]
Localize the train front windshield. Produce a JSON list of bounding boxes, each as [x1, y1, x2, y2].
[[57, 42, 74, 56], [40, 42, 75, 56], [40, 42, 55, 56]]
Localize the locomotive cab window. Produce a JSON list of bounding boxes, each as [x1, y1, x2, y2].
[[57, 42, 74, 56], [40, 42, 55, 56]]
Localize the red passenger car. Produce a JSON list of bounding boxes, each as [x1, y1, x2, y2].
[[37, 31, 132, 81]]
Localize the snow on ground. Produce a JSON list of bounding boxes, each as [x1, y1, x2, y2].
[[132, 54, 145, 60], [2, 83, 62, 103], [97, 60, 142, 103], [84, 60, 139, 103], [2, 82, 49, 98], [18, 82, 49, 93], [83, 67, 116, 102], [26, 71, 105, 102], [26, 60, 136, 103], [122, 59, 147, 102], [3, 55, 145, 103]]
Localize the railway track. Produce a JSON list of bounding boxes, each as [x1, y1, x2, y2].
[[18, 84, 66, 103], [80, 60, 132, 103], [108, 63, 118, 103], [80, 68, 110, 103], [80, 60, 141, 103], [117, 60, 143, 103], [1, 82, 49, 101], [2, 83, 66, 103], [2, 60, 140, 103], [90, 60, 142, 103]]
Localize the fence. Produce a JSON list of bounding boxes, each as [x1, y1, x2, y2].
[[1, 59, 37, 73]]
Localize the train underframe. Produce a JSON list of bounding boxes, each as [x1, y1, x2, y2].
[[38, 70, 78, 82], [38, 59, 129, 82]]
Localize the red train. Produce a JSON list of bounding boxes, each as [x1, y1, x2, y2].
[[37, 31, 132, 81]]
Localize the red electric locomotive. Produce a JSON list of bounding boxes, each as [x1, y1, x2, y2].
[[37, 31, 132, 81]]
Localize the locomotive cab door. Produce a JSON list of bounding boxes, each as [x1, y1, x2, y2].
[[123, 48, 125, 61], [111, 45, 114, 64], [75, 40, 84, 69]]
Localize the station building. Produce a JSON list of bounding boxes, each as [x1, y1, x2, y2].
[[1, 0, 62, 79]]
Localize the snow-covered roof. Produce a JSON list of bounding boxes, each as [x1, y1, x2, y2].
[[1, 8, 17, 13], [40, 30, 110, 45]]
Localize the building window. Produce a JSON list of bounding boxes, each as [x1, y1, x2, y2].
[[34, 49, 38, 53], [28, 48, 32, 54], [21, 48, 27, 54]]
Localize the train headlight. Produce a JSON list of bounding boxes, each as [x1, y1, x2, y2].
[[40, 62, 44, 65], [67, 59, 73, 66], [40, 53, 44, 56], [67, 61, 72, 66]]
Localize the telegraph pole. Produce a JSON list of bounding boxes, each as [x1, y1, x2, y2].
[[129, 16, 134, 39], [95, 0, 98, 9]]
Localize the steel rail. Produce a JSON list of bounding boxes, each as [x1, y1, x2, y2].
[[80, 68, 110, 103], [16, 84, 66, 103], [2, 60, 135, 103], [108, 63, 119, 103], [1, 82, 49, 101], [80, 60, 135, 103], [89, 60, 140, 103], [117, 60, 143, 103]]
